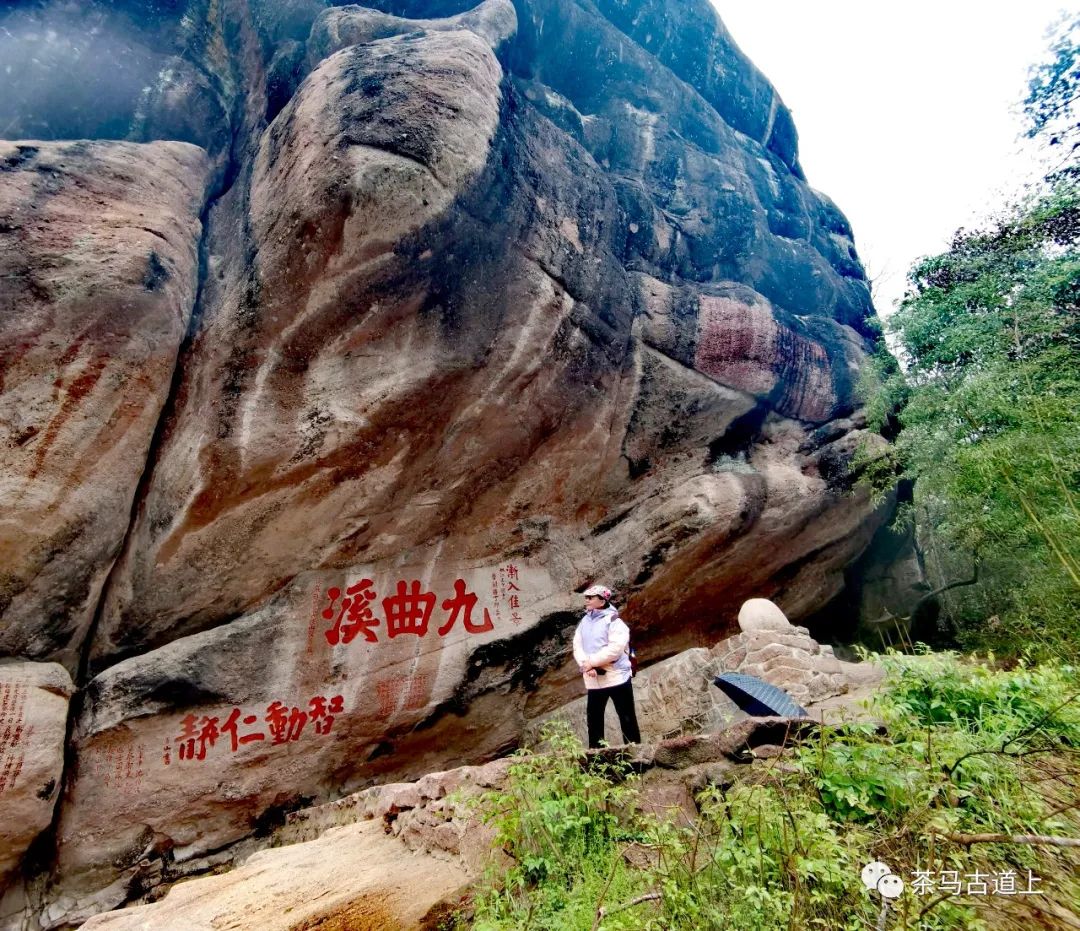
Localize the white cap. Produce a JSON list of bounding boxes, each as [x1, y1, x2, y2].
[[583, 584, 612, 600]]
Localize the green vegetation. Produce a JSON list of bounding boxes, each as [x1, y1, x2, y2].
[[1025, 13, 1080, 177], [858, 17, 1080, 659], [862, 179, 1080, 658], [455, 654, 1080, 930]]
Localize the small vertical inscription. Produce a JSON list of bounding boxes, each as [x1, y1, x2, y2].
[[97, 740, 146, 793], [0, 683, 28, 795], [376, 674, 431, 717]]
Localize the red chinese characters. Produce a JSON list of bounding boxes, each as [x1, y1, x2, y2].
[[98, 742, 145, 792], [0, 683, 28, 795], [323, 580, 379, 645], [376, 677, 430, 716], [309, 695, 344, 735], [493, 564, 524, 625], [175, 713, 219, 761], [221, 708, 268, 752], [438, 578, 494, 635], [320, 577, 502, 644], [166, 695, 344, 764], [265, 702, 307, 745], [384, 580, 437, 638]]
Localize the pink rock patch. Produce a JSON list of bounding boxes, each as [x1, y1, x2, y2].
[[694, 295, 835, 422]]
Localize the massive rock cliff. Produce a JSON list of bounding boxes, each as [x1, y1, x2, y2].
[[0, 0, 884, 922]]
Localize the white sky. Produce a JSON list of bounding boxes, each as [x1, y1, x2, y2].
[[716, 2, 1072, 315]]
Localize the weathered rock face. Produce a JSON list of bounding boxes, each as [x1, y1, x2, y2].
[[96, 26, 510, 663], [0, 141, 211, 671], [0, 663, 73, 885], [0, 0, 888, 916], [56, 561, 555, 899], [308, 0, 518, 60], [0, 0, 321, 185]]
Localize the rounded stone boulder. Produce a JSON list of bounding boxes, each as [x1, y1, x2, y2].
[[737, 598, 794, 633]]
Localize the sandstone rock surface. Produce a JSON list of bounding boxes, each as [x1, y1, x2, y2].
[[0, 662, 72, 884], [0, 0, 892, 918], [0, 141, 210, 670], [78, 819, 469, 931], [309, 0, 518, 60], [94, 27, 507, 664], [56, 560, 548, 894]]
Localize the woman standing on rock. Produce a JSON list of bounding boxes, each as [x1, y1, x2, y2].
[[573, 584, 641, 749]]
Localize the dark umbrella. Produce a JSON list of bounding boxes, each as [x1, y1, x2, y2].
[[713, 672, 809, 718]]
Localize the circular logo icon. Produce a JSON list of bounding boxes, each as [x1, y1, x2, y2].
[[877, 873, 905, 899], [861, 861, 891, 891]]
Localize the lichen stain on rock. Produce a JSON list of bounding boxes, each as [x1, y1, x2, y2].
[[288, 891, 407, 931], [693, 294, 836, 424]]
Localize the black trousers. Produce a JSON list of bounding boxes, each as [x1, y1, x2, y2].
[[586, 678, 641, 749]]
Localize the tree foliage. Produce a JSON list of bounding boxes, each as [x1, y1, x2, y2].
[[866, 182, 1080, 657], [862, 21, 1080, 659], [1025, 13, 1080, 177]]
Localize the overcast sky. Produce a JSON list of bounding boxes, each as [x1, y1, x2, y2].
[[716, 2, 1071, 314]]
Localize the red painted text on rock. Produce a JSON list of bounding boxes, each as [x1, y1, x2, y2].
[[166, 695, 344, 764], [321, 575, 514, 645]]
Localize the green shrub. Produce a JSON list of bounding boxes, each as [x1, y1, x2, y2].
[[459, 655, 1080, 930], [861, 181, 1080, 661], [466, 723, 647, 930]]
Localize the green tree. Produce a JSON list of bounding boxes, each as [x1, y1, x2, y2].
[[864, 18, 1080, 659], [868, 183, 1080, 657], [1025, 13, 1080, 177]]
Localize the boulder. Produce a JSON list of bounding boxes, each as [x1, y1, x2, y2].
[[0, 0, 891, 915], [714, 598, 849, 704], [0, 662, 73, 883], [76, 820, 469, 931], [86, 0, 885, 677], [649, 716, 817, 768], [738, 598, 795, 632]]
